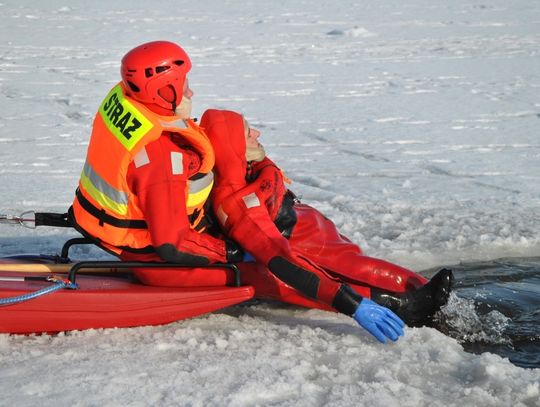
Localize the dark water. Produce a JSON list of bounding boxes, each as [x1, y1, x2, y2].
[[430, 257, 540, 369]]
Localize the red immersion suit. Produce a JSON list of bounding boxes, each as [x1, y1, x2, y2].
[[200, 109, 427, 314]]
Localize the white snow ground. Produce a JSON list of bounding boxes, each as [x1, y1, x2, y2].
[[0, 0, 539, 406]]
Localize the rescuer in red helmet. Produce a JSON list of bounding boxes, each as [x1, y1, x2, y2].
[[70, 41, 242, 266], [198, 109, 453, 331]]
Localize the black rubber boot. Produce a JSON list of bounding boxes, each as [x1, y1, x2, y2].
[[370, 268, 454, 327]]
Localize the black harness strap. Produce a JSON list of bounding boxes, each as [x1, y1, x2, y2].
[[66, 206, 155, 257], [75, 189, 148, 229], [35, 212, 73, 228]]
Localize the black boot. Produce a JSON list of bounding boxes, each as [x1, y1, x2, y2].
[[370, 268, 454, 327]]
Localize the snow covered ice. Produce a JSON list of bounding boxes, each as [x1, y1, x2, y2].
[[0, 0, 539, 406]]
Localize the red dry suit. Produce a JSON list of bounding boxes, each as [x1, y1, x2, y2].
[[119, 132, 227, 265], [200, 109, 427, 314]]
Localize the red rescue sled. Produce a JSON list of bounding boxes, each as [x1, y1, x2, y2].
[[0, 255, 254, 334]]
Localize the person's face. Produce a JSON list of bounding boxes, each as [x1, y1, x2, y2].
[[243, 118, 266, 162], [174, 78, 193, 118], [183, 78, 194, 99], [245, 124, 261, 149]]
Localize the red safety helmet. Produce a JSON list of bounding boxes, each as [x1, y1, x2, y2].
[[121, 41, 192, 111]]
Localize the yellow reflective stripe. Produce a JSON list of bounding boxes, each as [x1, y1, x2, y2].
[[187, 173, 214, 208], [189, 172, 214, 193], [80, 172, 129, 216], [82, 162, 129, 205], [98, 85, 154, 151]]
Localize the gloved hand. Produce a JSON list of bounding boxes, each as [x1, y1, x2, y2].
[[353, 299, 405, 343]]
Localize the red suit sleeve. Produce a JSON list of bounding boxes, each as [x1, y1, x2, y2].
[[202, 109, 363, 315], [215, 177, 356, 308], [126, 135, 227, 264]]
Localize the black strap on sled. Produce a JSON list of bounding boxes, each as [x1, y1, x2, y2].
[[34, 212, 73, 228], [0, 210, 72, 229]]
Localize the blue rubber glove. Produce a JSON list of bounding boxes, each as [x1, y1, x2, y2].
[[353, 299, 405, 343], [243, 252, 255, 262]]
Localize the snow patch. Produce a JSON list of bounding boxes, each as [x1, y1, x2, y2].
[[327, 26, 376, 38]]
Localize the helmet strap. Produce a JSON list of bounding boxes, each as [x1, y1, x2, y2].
[[157, 85, 178, 112]]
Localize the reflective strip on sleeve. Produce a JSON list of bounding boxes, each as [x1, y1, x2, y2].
[[171, 152, 184, 175], [134, 146, 150, 168], [242, 192, 261, 209]]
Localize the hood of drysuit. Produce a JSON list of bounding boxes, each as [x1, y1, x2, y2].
[[200, 109, 248, 187]]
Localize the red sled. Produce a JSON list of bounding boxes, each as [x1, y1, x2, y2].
[[0, 254, 255, 334]]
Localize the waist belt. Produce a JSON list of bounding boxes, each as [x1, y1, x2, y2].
[[76, 188, 148, 229]]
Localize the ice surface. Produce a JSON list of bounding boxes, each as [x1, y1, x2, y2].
[[0, 0, 539, 405]]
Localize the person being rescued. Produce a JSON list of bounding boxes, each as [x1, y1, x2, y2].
[[197, 109, 453, 335]]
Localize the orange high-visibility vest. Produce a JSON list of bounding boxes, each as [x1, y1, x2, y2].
[[71, 82, 215, 254]]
